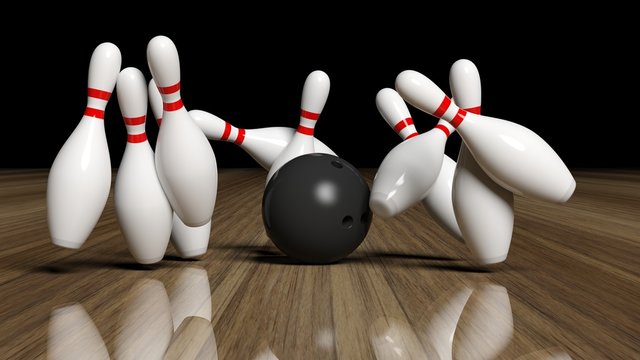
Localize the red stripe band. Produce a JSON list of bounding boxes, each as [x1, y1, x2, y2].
[[465, 106, 481, 115], [435, 124, 451, 137], [158, 82, 180, 95], [87, 88, 111, 101], [301, 109, 320, 120], [297, 125, 314, 135], [450, 109, 467, 128], [84, 107, 105, 119], [127, 133, 147, 143], [433, 96, 452, 118], [405, 132, 419, 139], [124, 116, 146, 125], [157, 118, 162, 126], [393, 117, 413, 133], [235, 128, 246, 145], [163, 99, 183, 111], [221, 122, 232, 141]]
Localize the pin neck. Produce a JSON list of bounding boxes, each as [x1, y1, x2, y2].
[[84, 87, 112, 119], [157, 82, 184, 112], [123, 115, 147, 143], [297, 108, 319, 136], [435, 124, 451, 137], [434, 96, 468, 128], [221, 122, 246, 145], [393, 117, 419, 140]]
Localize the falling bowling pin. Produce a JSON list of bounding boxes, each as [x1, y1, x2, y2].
[[450, 59, 515, 264], [369, 114, 456, 218], [147, 35, 218, 227], [148, 79, 212, 258], [396, 70, 575, 203], [47, 42, 121, 249], [265, 70, 330, 184], [114, 67, 172, 264], [375, 88, 463, 241], [189, 109, 337, 170]]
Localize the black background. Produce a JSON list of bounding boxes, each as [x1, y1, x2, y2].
[[4, 12, 637, 169]]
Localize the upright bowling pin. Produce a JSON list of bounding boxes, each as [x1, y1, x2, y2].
[[265, 70, 330, 184], [396, 70, 575, 203], [148, 35, 218, 227], [450, 59, 515, 264], [375, 88, 463, 241], [369, 116, 456, 219], [47, 42, 121, 249], [189, 109, 337, 170], [114, 68, 172, 264], [148, 79, 212, 258]]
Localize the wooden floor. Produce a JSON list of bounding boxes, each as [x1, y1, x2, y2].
[[0, 169, 638, 359]]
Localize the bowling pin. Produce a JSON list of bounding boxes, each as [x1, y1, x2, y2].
[[164, 316, 218, 360], [47, 304, 110, 360], [369, 116, 456, 219], [450, 59, 515, 265], [148, 79, 211, 258], [375, 88, 463, 241], [189, 109, 337, 170], [265, 70, 330, 184], [47, 42, 121, 249], [114, 68, 172, 264], [396, 70, 576, 203], [147, 35, 218, 227]]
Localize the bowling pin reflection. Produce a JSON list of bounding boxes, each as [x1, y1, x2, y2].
[[421, 283, 513, 360], [369, 317, 427, 359], [114, 279, 173, 359], [47, 266, 215, 360], [47, 303, 110, 360]]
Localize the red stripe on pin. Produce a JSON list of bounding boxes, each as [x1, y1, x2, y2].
[[450, 109, 467, 128], [433, 96, 452, 118], [435, 124, 451, 137], [406, 132, 419, 139], [124, 116, 145, 125], [163, 99, 183, 111], [87, 88, 111, 101], [465, 106, 481, 115], [84, 107, 105, 119], [235, 128, 246, 145], [300, 109, 320, 120], [394, 120, 408, 132], [406, 117, 414, 125], [157, 118, 162, 126], [221, 122, 231, 141], [297, 125, 314, 135], [127, 133, 147, 143], [158, 82, 180, 94]]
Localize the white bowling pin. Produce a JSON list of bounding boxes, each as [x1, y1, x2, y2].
[[450, 59, 515, 264], [114, 68, 172, 264], [148, 79, 211, 258], [375, 88, 463, 241], [265, 70, 330, 184], [47, 42, 121, 249], [114, 279, 173, 360], [188, 109, 337, 170], [396, 70, 575, 203], [47, 303, 110, 360], [147, 35, 218, 227], [369, 117, 456, 219]]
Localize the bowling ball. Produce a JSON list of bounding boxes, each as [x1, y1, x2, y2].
[[262, 153, 372, 264]]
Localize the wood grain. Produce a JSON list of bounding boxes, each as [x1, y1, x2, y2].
[[0, 169, 638, 359]]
